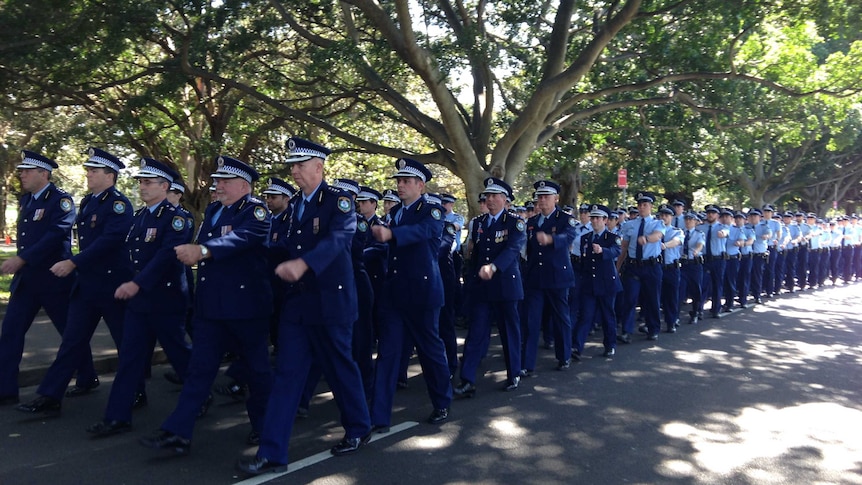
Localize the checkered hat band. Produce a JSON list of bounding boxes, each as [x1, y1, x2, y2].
[[213, 165, 252, 183], [393, 166, 426, 182], [333, 181, 360, 195], [263, 184, 292, 196], [383, 194, 400, 202], [85, 155, 121, 172], [18, 157, 54, 172], [288, 147, 327, 160], [534, 187, 558, 195], [357, 190, 379, 201], [426, 195, 442, 205], [138, 166, 174, 182], [483, 182, 508, 194], [170, 183, 185, 193]]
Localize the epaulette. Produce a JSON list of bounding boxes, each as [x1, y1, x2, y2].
[[99, 191, 111, 202], [248, 196, 264, 205], [112, 189, 123, 197], [134, 207, 146, 216], [326, 185, 341, 194]]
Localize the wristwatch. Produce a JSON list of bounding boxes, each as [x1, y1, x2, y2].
[[200, 244, 209, 259]]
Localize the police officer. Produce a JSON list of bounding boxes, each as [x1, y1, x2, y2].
[[425, 193, 460, 380], [356, 186, 389, 343], [721, 209, 746, 311], [761, 205, 781, 297], [0, 150, 88, 406], [236, 138, 371, 475], [805, 213, 822, 289], [783, 212, 800, 292], [617, 192, 666, 341], [568, 204, 591, 355], [141, 155, 273, 456], [748, 209, 771, 304], [671, 200, 686, 229], [697, 205, 729, 318], [369, 157, 453, 431], [85, 158, 193, 436], [522, 180, 577, 370], [679, 213, 705, 324], [16, 148, 133, 415], [736, 211, 756, 308], [574, 204, 621, 358], [454, 177, 525, 397], [658, 204, 683, 332], [380, 188, 400, 225]]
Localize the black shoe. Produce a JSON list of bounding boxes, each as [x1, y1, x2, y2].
[[519, 369, 536, 378], [754, 298, 763, 304], [296, 407, 309, 419], [556, 360, 570, 370], [688, 316, 699, 325], [673, 319, 680, 328], [16, 396, 61, 414], [331, 433, 372, 456], [139, 431, 191, 455], [396, 380, 409, 390], [617, 333, 632, 344], [637, 325, 648, 334], [214, 381, 247, 401], [0, 395, 19, 406], [453, 381, 477, 398], [65, 378, 99, 398], [427, 408, 449, 425], [197, 394, 214, 418], [543, 341, 554, 350], [503, 377, 520, 392], [370, 424, 390, 434], [132, 392, 148, 410], [87, 420, 131, 437], [666, 327, 677, 333], [236, 456, 287, 475], [246, 430, 260, 446], [571, 350, 581, 362], [710, 313, 720, 319], [646, 333, 659, 341], [164, 371, 184, 386], [602, 348, 615, 358]]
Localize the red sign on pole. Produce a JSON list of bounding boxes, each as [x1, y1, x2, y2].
[[617, 169, 628, 188]]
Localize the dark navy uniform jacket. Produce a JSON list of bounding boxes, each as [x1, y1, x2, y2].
[[283, 182, 357, 326], [125, 199, 189, 314], [13, 183, 76, 293], [268, 208, 293, 301], [352, 213, 372, 272], [72, 188, 134, 298], [196, 194, 273, 320], [524, 208, 577, 290], [469, 212, 526, 301], [385, 199, 444, 309], [174, 205, 196, 301], [579, 229, 623, 296], [362, 214, 389, 285]]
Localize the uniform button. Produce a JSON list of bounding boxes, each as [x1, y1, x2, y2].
[[208, 232, 213, 237], [338, 285, 343, 290], [563, 265, 568, 269], [201, 277, 206, 281], [423, 276, 428, 280], [134, 260, 139, 264], [23, 220, 28, 223], [80, 236, 84, 240], [240, 285, 245, 289], [297, 230, 302, 234], [393, 256, 398, 261], [135, 249, 140, 252], [539, 262, 543, 266], [107, 270, 111, 274], [135, 237, 140, 241], [200, 261, 205, 266], [167, 282, 171, 286], [393, 270, 398, 274], [297, 245, 302, 250]]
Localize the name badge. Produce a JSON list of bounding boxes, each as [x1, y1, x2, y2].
[[313, 217, 320, 235], [145, 227, 157, 242], [90, 214, 97, 228], [221, 225, 232, 236], [33, 209, 44, 221]]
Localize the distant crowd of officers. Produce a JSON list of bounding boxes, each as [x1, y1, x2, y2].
[[1, 141, 860, 476]]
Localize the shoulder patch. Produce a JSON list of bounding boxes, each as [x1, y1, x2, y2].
[[113, 200, 126, 214], [616, 237, 622, 246], [446, 224, 456, 236], [337, 196, 351, 213], [431, 208, 442, 220], [358, 220, 368, 232], [249, 196, 263, 205], [186, 218, 194, 230], [516, 220, 526, 232], [253, 206, 267, 221], [568, 217, 576, 227], [60, 197, 73, 213], [172, 215, 185, 231]]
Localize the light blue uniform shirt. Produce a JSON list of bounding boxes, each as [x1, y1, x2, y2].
[[681, 228, 706, 259], [740, 225, 756, 255], [751, 222, 771, 254], [623, 215, 666, 259], [696, 221, 729, 257], [662, 225, 684, 263]]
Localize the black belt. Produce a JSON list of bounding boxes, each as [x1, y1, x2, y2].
[[753, 252, 768, 259], [704, 253, 727, 262], [740, 254, 751, 260], [570, 255, 581, 264], [680, 257, 703, 265], [727, 253, 741, 260], [663, 262, 680, 270], [627, 257, 661, 266]]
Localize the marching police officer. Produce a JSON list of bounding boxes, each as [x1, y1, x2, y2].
[[454, 177, 525, 397], [86, 158, 193, 436], [697, 205, 729, 317], [16, 148, 134, 415], [679, 213, 705, 324], [237, 138, 371, 475], [141, 155, 273, 456], [658, 204, 684, 332], [522, 180, 577, 370], [617, 192, 666, 341], [0, 150, 90, 406], [369, 157, 453, 430]]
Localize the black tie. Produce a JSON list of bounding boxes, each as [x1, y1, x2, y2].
[[684, 230, 691, 258], [706, 225, 713, 256], [636, 218, 645, 260]]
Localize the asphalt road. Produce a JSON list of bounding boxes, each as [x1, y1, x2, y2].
[[1, 283, 861, 485]]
